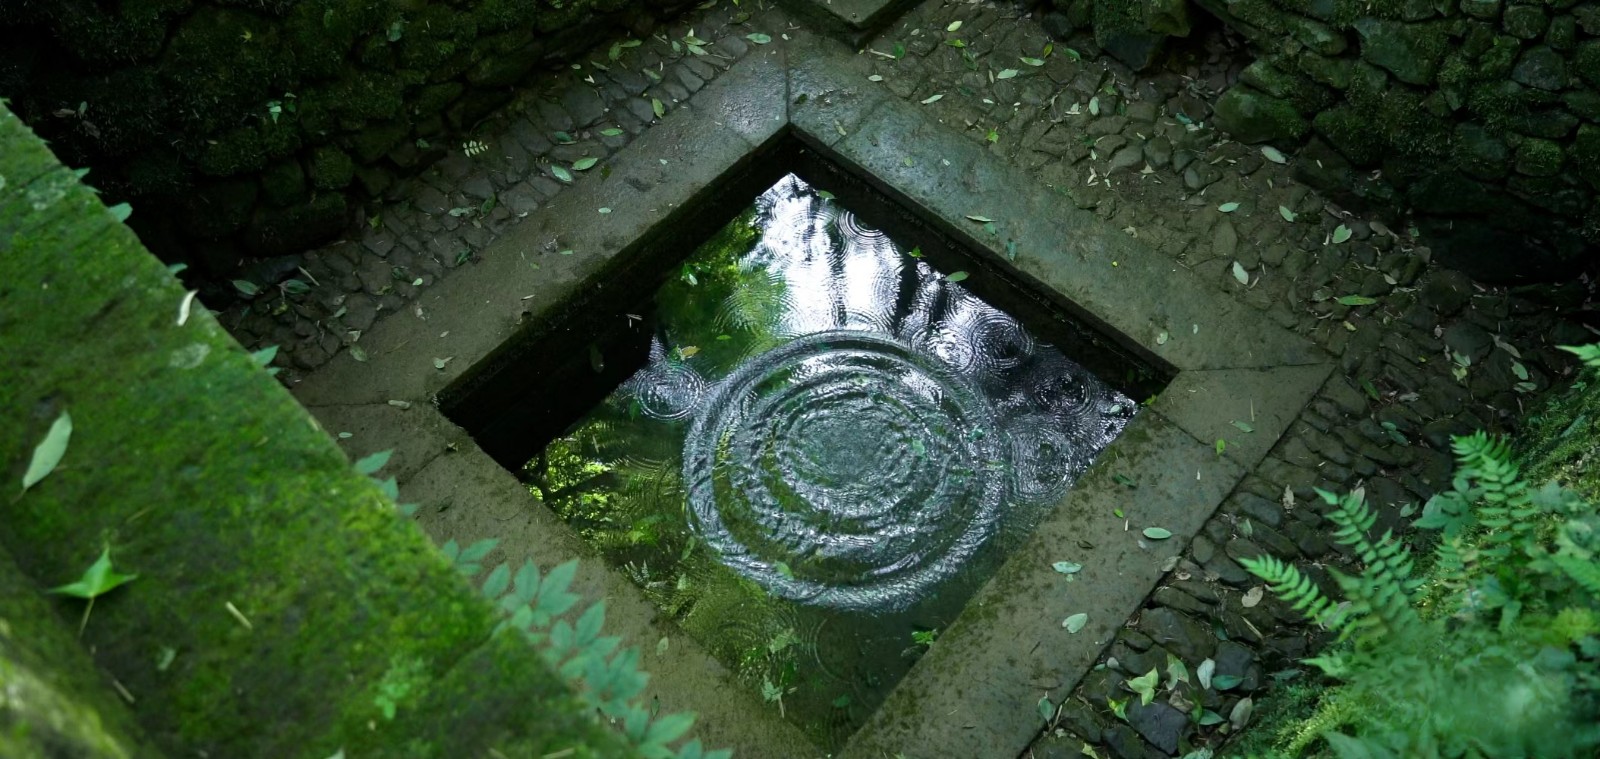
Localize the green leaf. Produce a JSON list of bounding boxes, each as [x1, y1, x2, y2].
[[1331, 224, 1352, 244], [1278, 206, 1297, 222], [21, 410, 72, 492], [1217, 202, 1239, 213], [1211, 674, 1243, 690], [645, 712, 695, 745], [1198, 709, 1225, 726], [651, 98, 665, 119], [553, 131, 575, 144], [1215, 438, 1227, 456], [1063, 613, 1088, 633], [946, 271, 969, 283], [906, 246, 922, 258], [1020, 57, 1045, 67], [50, 546, 137, 601], [600, 128, 624, 136], [966, 214, 993, 222], [1231, 420, 1255, 433], [233, 279, 259, 297], [354, 450, 392, 475], [746, 33, 772, 44], [1231, 261, 1249, 285], [996, 68, 1019, 79], [1260, 146, 1287, 164], [1126, 668, 1159, 706], [1143, 527, 1173, 540], [921, 93, 944, 104], [108, 203, 132, 222], [1336, 295, 1377, 306], [946, 20, 962, 32], [250, 345, 278, 367], [1037, 695, 1053, 721], [551, 165, 573, 183], [1052, 561, 1083, 575], [572, 157, 598, 171]]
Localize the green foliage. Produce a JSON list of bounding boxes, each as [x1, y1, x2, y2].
[[1239, 421, 1600, 757], [443, 543, 729, 759], [47, 545, 139, 635]]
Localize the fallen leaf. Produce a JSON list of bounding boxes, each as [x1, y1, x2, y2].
[[1063, 613, 1088, 633], [996, 68, 1019, 79], [572, 157, 598, 171], [1217, 202, 1240, 213], [1142, 527, 1172, 540], [946, 271, 969, 283], [1230, 697, 1254, 730], [177, 290, 199, 326], [1196, 658, 1216, 690], [1037, 695, 1053, 721], [1278, 206, 1297, 222], [1241, 586, 1264, 608], [551, 165, 573, 183], [1260, 146, 1287, 164], [965, 214, 993, 222], [22, 411, 72, 491], [1336, 295, 1377, 306], [868, 74, 884, 82], [651, 97, 665, 119], [946, 20, 962, 32], [1332, 224, 1352, 244], [1052, 561, 1083, 575], [600, 128, 624, 136], [746, 32, 772, 44], [921, 93, 944, 104], [1232, 261, 1249, 285], [1020, 56, 1045, 67]]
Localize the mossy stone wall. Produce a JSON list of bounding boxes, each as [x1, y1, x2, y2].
[[0, 0, 686, 275], [1046, 0, 1600, 284], [0, 101, 629, 758]]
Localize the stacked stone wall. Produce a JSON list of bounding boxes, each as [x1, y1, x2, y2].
[[0, 0, 688, 274], [1042, 0, 1600, 282]]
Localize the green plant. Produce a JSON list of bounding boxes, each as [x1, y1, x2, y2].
[[48, 545, 138, 635], [911, 628, 939, 648], [442, 540, 728, 759], [1237, 427, 1600, 758]]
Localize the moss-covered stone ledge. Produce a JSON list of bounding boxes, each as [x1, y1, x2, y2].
[[0, 102, 628, 758], [0, 545, 156, 759]]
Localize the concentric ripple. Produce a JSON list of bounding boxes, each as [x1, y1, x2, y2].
[[683, 331, 1005, 611]]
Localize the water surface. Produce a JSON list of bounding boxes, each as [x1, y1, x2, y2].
[[529, 174, 1133, 749]]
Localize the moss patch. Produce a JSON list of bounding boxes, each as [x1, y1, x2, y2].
[[0, 104, 626, 758]]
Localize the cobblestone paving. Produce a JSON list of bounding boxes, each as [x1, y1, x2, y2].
[[219, 3, 766, 383], [217, 0, 1598, 755], [862, 3, 1596, 758]]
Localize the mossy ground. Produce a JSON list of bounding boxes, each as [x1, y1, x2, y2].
[[0, 103, 627, 758]]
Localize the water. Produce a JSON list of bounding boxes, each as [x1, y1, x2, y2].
[[528, 174, 1134, 749]]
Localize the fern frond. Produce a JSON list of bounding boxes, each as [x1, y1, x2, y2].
[[1551, 554, 1600, 596], [1557, 342, 1600, 369], [1241, 554, 1349, 632]]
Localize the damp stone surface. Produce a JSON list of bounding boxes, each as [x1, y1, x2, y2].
[[527, 174, 1134, 749]]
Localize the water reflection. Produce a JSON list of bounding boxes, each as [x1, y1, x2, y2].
[[531, 174, 1133, 748]]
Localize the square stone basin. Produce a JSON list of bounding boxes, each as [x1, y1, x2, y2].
[[293, 31, 1332, 758], [442, 159, 1168, 749]]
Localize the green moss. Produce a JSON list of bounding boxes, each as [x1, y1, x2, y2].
[[1513, 137, 1564, 176], [0, 104, 626, 758], [0, 549, 156, 759], [1313, 106, 1385, 165], [1570, 125, 1600, 192], [258, 158, 306, 206], [43, 0, 191, 66], [308, 145, 354, 190]]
